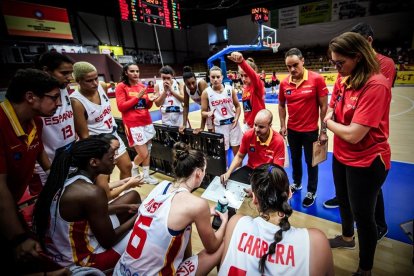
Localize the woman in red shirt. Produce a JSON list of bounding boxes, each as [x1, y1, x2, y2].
[[115, 63, 158, 185], [325, 32, 391, 276], [228, 52, 265, 133]]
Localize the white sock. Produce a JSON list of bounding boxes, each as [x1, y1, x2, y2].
[[143, 166, 149, 177]]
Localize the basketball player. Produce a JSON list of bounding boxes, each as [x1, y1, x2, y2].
[[154, 65, 185, 127], [114, 142, 227, 276], [227, 52, 265, 133], [70, 61, 133, 180], [219, 163, 333, 276], [200, 66, 242, 161], [179, 66, 213, 134], [33, 138, 139, 271]]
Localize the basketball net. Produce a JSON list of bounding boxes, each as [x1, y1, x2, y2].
[[263, 41, 281, 53]]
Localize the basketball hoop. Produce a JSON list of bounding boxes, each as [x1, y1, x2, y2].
[[270, 42, 280, 53]]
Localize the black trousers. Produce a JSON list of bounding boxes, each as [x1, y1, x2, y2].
[[333, 156, 389, 270], [287, 128, 319, 193], [229, 166, 253, 185]]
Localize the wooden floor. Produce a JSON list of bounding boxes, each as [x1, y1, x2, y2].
[[109, 86, 414, 275]]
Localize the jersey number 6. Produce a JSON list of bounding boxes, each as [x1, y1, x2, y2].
[[126, 215, 153, 259]]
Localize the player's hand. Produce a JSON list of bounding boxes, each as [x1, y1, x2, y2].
[[227, 52, 244, 64], [14, 238, 41, 262], [125, 175, 144, 189], [279, 126, 287, 137], [179, 125, 186, 134], [324, 110, 334, 123], [163, 81, 171, 91], [215, 209, 229, 225], [148, 93, 159, 101], [231, 120, 238, 129], [318, 132, 328, 145], [137, 88, 146, 98], [127, 204, 139, 214], [220, 173, 229, 187], [193, 128, 203, 135], [207, 109, 215, 118]]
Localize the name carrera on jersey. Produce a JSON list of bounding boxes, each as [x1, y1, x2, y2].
[[211, 98, 233, 106], [237, 232, 296, 267], [44, 111, 73, 125], [95, 106, 112, 122]]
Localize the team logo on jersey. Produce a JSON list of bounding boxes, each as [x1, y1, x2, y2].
[[65, 95, 70, 106], [286, 90, 292, 95], [249, 146, 255, 152], [13, 152, 22, 160], [103, 94, 109, 102]]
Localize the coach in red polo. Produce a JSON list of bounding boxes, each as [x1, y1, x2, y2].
[[279, 48, 328, 207], [0, 69, 61, 272], [220, 109, 286, 185]]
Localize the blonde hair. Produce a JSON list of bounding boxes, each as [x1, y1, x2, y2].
[[209, 66, 222, 75], [72, 61, 97, 81]]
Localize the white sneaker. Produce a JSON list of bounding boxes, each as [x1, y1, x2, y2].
[[131, 168, 141, 177], [143, 175, 159, 185]]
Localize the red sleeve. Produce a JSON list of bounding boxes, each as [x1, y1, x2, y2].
[[278, 80, 286, 104], [239, 60, 264, 97], [329, 80, 341, 108], [352, 82, 390, 128], [115, 83, 139, 113], [272, 133, 286, 167], [316, 74, 329, 97]]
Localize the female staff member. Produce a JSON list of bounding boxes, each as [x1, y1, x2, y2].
[[219, 164, 333, 275], [179, 66, 212, 134], [227, 52, 265, 133], [114, 142, 227, 275], [115, 62, 158, 185], [325, 32, 391, 276]]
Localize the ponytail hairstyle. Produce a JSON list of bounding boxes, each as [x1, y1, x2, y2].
[[245, 57, 258, 72], [172, 142, 206, 181], [33, 138, 111, 249], [120, 62, 139, 86], [250, 163, 292, 274], [183, 66, 196, 81]]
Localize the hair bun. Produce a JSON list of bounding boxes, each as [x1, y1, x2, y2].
[[173, 142, 190, 160], [247, 57, 255, 63], [175, 149, 189, 160], [183, 66, 192, 73]]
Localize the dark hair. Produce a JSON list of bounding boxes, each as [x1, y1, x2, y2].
[[183, 66, 196, 81], [328, 32, 379, 90], [351, 22, 374, 39], [6, 69, 60, 103], [34, 51, 74, 72], [90, 133, 118, 144], [159, 65, 175, 76], [250, 163, 292, 273], [172, 142, 206, 180], [285, 48, 303, 59], [120, 62, 139, 86], [33, 138, 111, 248]]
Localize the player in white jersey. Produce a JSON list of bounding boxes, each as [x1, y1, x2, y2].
[[33, 138, 139, 271], [29, 52, 76, 195], [70, 61, 132, 181], [219, 163, 333, 276], [114, 142, 228, 276], [179, 66, 213, 134], [201, 66, 242, 162], [154, 65, 185, 127]]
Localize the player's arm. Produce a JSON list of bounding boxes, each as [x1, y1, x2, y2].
[[170, 81, 184, 102], [197, 80, 210, 131], [200, 89, 211, 118], [231, 89, 241, 128], [37, 150, 51, 172], [220, 151, 246, 185], [153, 84, 166, 107], [70, 98, 90, 139], [180, 86, 190, 132], [278, 87, 287, 136]]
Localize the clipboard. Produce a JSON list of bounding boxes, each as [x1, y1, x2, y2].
[[312, 140, 328, 167]]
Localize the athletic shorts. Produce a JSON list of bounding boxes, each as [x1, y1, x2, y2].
[[176, 255, 199, 276], [125, 124, 156, 147], [113, 131, 127, 159], [215, 123, 242, 151], [162, 112, 183, 127]]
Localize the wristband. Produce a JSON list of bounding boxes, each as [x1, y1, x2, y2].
[[9, 232, 31, 248]]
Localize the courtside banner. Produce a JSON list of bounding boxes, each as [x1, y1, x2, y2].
[[2, 0, 73, 40]]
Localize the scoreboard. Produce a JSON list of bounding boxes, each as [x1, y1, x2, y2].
[[119, 0, 181, 29]]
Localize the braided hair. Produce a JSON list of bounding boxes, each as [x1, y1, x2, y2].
[[33, 138, 111, 248], [172, 142, 205, 181], [250, 163, 292, 274]]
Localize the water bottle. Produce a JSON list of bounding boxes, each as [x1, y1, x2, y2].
[[212, 196, 228, 230], [216, 196, 229, 213]]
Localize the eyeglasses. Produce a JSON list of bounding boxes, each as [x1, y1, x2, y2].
[[43, 94, 61, 102], [330, 59, 346, 69]]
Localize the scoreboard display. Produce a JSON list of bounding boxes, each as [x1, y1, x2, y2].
[[119, 0, 181, 29]]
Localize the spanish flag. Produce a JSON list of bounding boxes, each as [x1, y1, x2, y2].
[[2, 0, 73, 40]]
